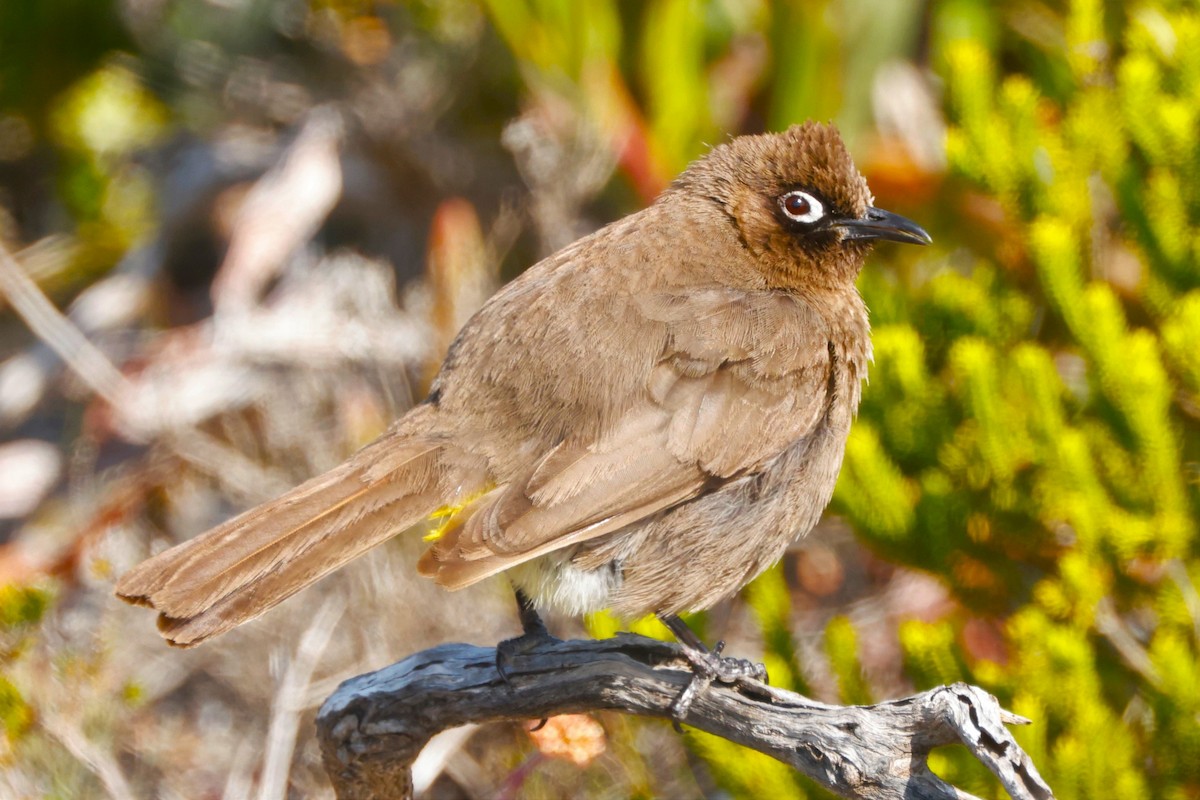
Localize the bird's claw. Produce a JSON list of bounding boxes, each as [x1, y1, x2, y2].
[[495, 627, 559, 685], [670, 639, 769, 723], [497, 587, 560, 685], [705, 640, 769, 683]]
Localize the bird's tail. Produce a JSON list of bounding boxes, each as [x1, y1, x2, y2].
[[116, 417, 454, 647]]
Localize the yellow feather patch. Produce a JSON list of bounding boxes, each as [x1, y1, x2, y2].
[[422, 486, 493, 542]]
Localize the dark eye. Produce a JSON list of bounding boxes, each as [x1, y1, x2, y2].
[[780, 190, 825, 224]]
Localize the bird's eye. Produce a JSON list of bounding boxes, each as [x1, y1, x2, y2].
[[780, 191, 825, 224]]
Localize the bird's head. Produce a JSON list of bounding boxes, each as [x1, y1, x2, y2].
[[674, 122, 930, 291]]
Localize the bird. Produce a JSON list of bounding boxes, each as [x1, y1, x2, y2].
[[116, 122, 930, 702]]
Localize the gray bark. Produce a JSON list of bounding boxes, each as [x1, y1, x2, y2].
[[316, 633, 1054, 800]]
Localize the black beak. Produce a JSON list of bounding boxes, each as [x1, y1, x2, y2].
[[834, 207, 932, 246]]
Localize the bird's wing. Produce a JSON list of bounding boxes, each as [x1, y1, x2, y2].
[[417, 287, 835, 589]]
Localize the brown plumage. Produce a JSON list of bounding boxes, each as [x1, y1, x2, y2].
[[116, 122, 930, 648]]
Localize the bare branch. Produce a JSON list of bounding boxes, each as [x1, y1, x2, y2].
[[316, 634, 1054, 800], [0, 238, 132, 412], [260, 597, 345, 800]]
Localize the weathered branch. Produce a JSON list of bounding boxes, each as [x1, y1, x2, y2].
[[316, 634, 1054, 800]]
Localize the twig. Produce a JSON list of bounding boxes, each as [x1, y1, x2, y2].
[[221, 735, 259, 800], [212, 106, 344, 312], [316, 634, 1054, 800], [1168, 560, 1200, 646], [1095, 596, 1159, 685], [40, 711, 135, 800], [0, 239, 132, 412], [260, 597, 345, 800], [411, 725, 480, 796], [165, 427, 296, 503], [0, 235, 321, 490]]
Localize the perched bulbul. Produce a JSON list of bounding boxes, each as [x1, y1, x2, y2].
[[116, 123, 929, 688]]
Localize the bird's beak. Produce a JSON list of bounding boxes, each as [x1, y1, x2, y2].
[[834, 207, 932, 246]]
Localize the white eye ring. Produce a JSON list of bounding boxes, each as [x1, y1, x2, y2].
[[780, 190, 825, 224]]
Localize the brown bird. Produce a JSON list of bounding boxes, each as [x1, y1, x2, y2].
[[116, 122, 929, 697]]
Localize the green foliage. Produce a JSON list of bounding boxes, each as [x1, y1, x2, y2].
[[899, 619, 968, 687], [744, 562, 809, 694], [832, 1, 1200, 797], [0, 585, 49, 632], [0, 0, 133, 118], [0, 675, 32, 741], [823, 616, 872, 705], [551, 0, 1197, 794], [686, 728, 817, 799], [0, 50, 167, 295], [0, 584, 51, 750]]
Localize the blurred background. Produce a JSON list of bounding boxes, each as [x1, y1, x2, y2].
[[0, 0, 1197, 797]]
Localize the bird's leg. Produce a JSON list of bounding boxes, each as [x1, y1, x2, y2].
[[515, 586, 550, 638], [659, 613, 769, 723], [496, 587, 559, 684]]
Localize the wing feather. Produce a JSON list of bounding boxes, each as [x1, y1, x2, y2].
[[418, 287, 834, 588]]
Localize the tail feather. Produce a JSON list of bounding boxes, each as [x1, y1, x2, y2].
[[116, 430, 451, 647]]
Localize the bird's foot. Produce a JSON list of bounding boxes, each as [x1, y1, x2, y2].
[[496, 588, 560, 685], [671, 638, 768, 723], [657, 614, 768, 726], [495, 625, 560, 684]]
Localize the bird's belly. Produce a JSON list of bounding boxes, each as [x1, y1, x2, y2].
[[515, 419, 851, 621], [507, 554, 622, 617]]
